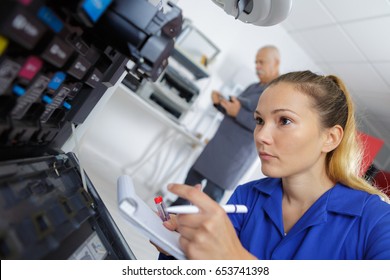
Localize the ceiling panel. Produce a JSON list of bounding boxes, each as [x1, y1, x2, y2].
[[320, 0, 390, 22], [288, 33, 326, 62], [373, 62, 390, 86], [314, 63, 333, 75], [342, 16, 390, 61], [327, 63, 389, 93], [281, 0, 335, 31], [353, 91, 390, 117], [298, 26, 366, 62]]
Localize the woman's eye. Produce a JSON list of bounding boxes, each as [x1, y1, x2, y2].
[[254, 117, 264, 125], [280, 117, 292, 125]]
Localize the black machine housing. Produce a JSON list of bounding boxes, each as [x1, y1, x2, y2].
[[0, 0, 183, 259]]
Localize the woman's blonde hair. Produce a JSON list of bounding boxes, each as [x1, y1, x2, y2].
[[268, 70, 389, 202]]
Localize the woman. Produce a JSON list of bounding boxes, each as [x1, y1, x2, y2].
[[163, 70, 390, 259]]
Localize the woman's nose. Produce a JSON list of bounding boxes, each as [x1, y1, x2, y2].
[[254, 125, 272, 145]]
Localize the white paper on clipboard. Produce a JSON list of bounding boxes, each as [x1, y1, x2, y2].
[[117, 175, 186, 260]]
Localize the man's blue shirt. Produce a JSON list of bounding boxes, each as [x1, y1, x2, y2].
[[227, 177, 390, 259]]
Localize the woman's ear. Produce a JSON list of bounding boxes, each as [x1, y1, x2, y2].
[[322, 125, 344, 153]]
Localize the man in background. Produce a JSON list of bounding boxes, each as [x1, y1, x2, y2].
[[171, 45, 281, 205]]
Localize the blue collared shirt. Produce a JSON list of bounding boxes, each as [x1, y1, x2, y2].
[[227, 177, 390, 259]]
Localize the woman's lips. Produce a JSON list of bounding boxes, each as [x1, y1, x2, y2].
[[259, 152, 275, 160]]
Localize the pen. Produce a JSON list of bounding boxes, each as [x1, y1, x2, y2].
[[166, 204, 248, 214]]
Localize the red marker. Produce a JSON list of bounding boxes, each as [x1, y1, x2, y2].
[[154, 196, 170, 222]]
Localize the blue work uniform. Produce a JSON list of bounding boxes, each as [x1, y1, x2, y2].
[[227, 177, 390, 259]]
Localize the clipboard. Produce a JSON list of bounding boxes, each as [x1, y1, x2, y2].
[[117, 175, 186, 260]]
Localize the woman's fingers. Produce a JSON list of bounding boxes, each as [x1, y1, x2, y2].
[[168, 183, 220, 214]]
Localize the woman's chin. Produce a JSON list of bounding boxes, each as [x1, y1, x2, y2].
[[261, 167, 282, 178]]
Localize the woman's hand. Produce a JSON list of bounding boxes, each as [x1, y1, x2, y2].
[[152, 184, 203, 256], [167, 183, 256, 260], [150, 214, 178, 256]]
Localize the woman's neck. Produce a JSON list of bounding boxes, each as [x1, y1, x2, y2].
[[281, 171, 335, 234], [281, 171, 334, 206]]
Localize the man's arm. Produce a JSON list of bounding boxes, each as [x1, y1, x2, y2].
[[234, 98, 257, 131], [211, 85, 262, 132], [220, 95, 257, 131]]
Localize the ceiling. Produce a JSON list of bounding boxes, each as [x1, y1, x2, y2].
[[280, 0, 390, 171]]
